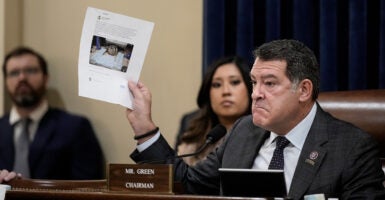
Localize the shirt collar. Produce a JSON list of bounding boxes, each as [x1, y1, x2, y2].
[[269, 103, 317, 150], [9, 100, 49, 125]]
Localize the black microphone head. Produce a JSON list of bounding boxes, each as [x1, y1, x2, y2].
[[206, 124, 227, 144]]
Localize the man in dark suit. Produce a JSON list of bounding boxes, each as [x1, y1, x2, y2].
[[0, 47, 104, 180], [125, 39, 385, 199]]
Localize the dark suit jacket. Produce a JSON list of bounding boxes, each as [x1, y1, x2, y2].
[[0, 108, 104, 180], [131, 103, 385, 199]]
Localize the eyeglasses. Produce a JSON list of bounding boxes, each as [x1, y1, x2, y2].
[[6, 67, 41, 78]]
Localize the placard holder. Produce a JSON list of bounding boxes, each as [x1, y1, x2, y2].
[[108, 163, 174, 194]]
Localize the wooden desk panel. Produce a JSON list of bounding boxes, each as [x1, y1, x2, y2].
[[6, 190, 263, 200], [6, 179, 273, 199]]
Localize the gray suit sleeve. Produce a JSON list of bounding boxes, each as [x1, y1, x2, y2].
[[130, 134, 222, 195]]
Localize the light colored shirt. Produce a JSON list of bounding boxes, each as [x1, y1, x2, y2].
[[252, 103, 317, 192], [137, 131, 160, 152], [10, 100, 49, 142]]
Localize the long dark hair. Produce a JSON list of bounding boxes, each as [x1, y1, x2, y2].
[[181, 56, 252, 143]]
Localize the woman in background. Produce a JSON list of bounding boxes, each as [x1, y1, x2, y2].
[[177, 56, 252, 166]]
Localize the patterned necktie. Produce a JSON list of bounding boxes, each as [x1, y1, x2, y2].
[[13, 118, 31, 178], [268, 136, 290, 170]]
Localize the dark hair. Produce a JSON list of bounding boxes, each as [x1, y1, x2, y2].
[[182, 56, 252, 143], [253, 39, 320, 100], [2, 47, 48, 77]]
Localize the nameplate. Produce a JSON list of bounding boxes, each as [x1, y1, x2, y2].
[[108, 164, 173, 194]]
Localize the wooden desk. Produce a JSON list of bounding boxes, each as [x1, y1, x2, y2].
[[5, 190, 267, 200], [5, 179, 274, 200]]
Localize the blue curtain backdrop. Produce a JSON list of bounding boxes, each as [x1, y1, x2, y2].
[[203, 0, 385, 91]]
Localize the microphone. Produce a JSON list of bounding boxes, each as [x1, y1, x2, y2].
[[177, 124, 227, 159], [138, 124, 227, 164]]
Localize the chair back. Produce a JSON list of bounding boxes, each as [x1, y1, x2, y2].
[[318, 89, 385, 157]]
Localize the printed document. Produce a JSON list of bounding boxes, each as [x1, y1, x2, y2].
[[78, 7, 154, 108]]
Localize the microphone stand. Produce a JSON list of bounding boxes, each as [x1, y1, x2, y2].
[[138, 139, 212, 164]]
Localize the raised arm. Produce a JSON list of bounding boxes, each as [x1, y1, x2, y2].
[[126, 81, 158, 144]]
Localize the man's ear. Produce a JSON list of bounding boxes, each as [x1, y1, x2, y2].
[[298, 79, 313, 102]]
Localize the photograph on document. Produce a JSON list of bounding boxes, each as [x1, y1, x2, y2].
[[89, 35, 134, 73]]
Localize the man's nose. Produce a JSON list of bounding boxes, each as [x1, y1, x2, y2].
[[251, 85, 263, 100]]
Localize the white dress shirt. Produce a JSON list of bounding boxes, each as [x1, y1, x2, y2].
[[10, 100, 49, 143]]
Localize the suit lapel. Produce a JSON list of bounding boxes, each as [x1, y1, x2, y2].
[[234, 129, 269, 168], [222, 119, 269, 168], [29, 109, 56, 170], [288, 104, 329, 199]]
